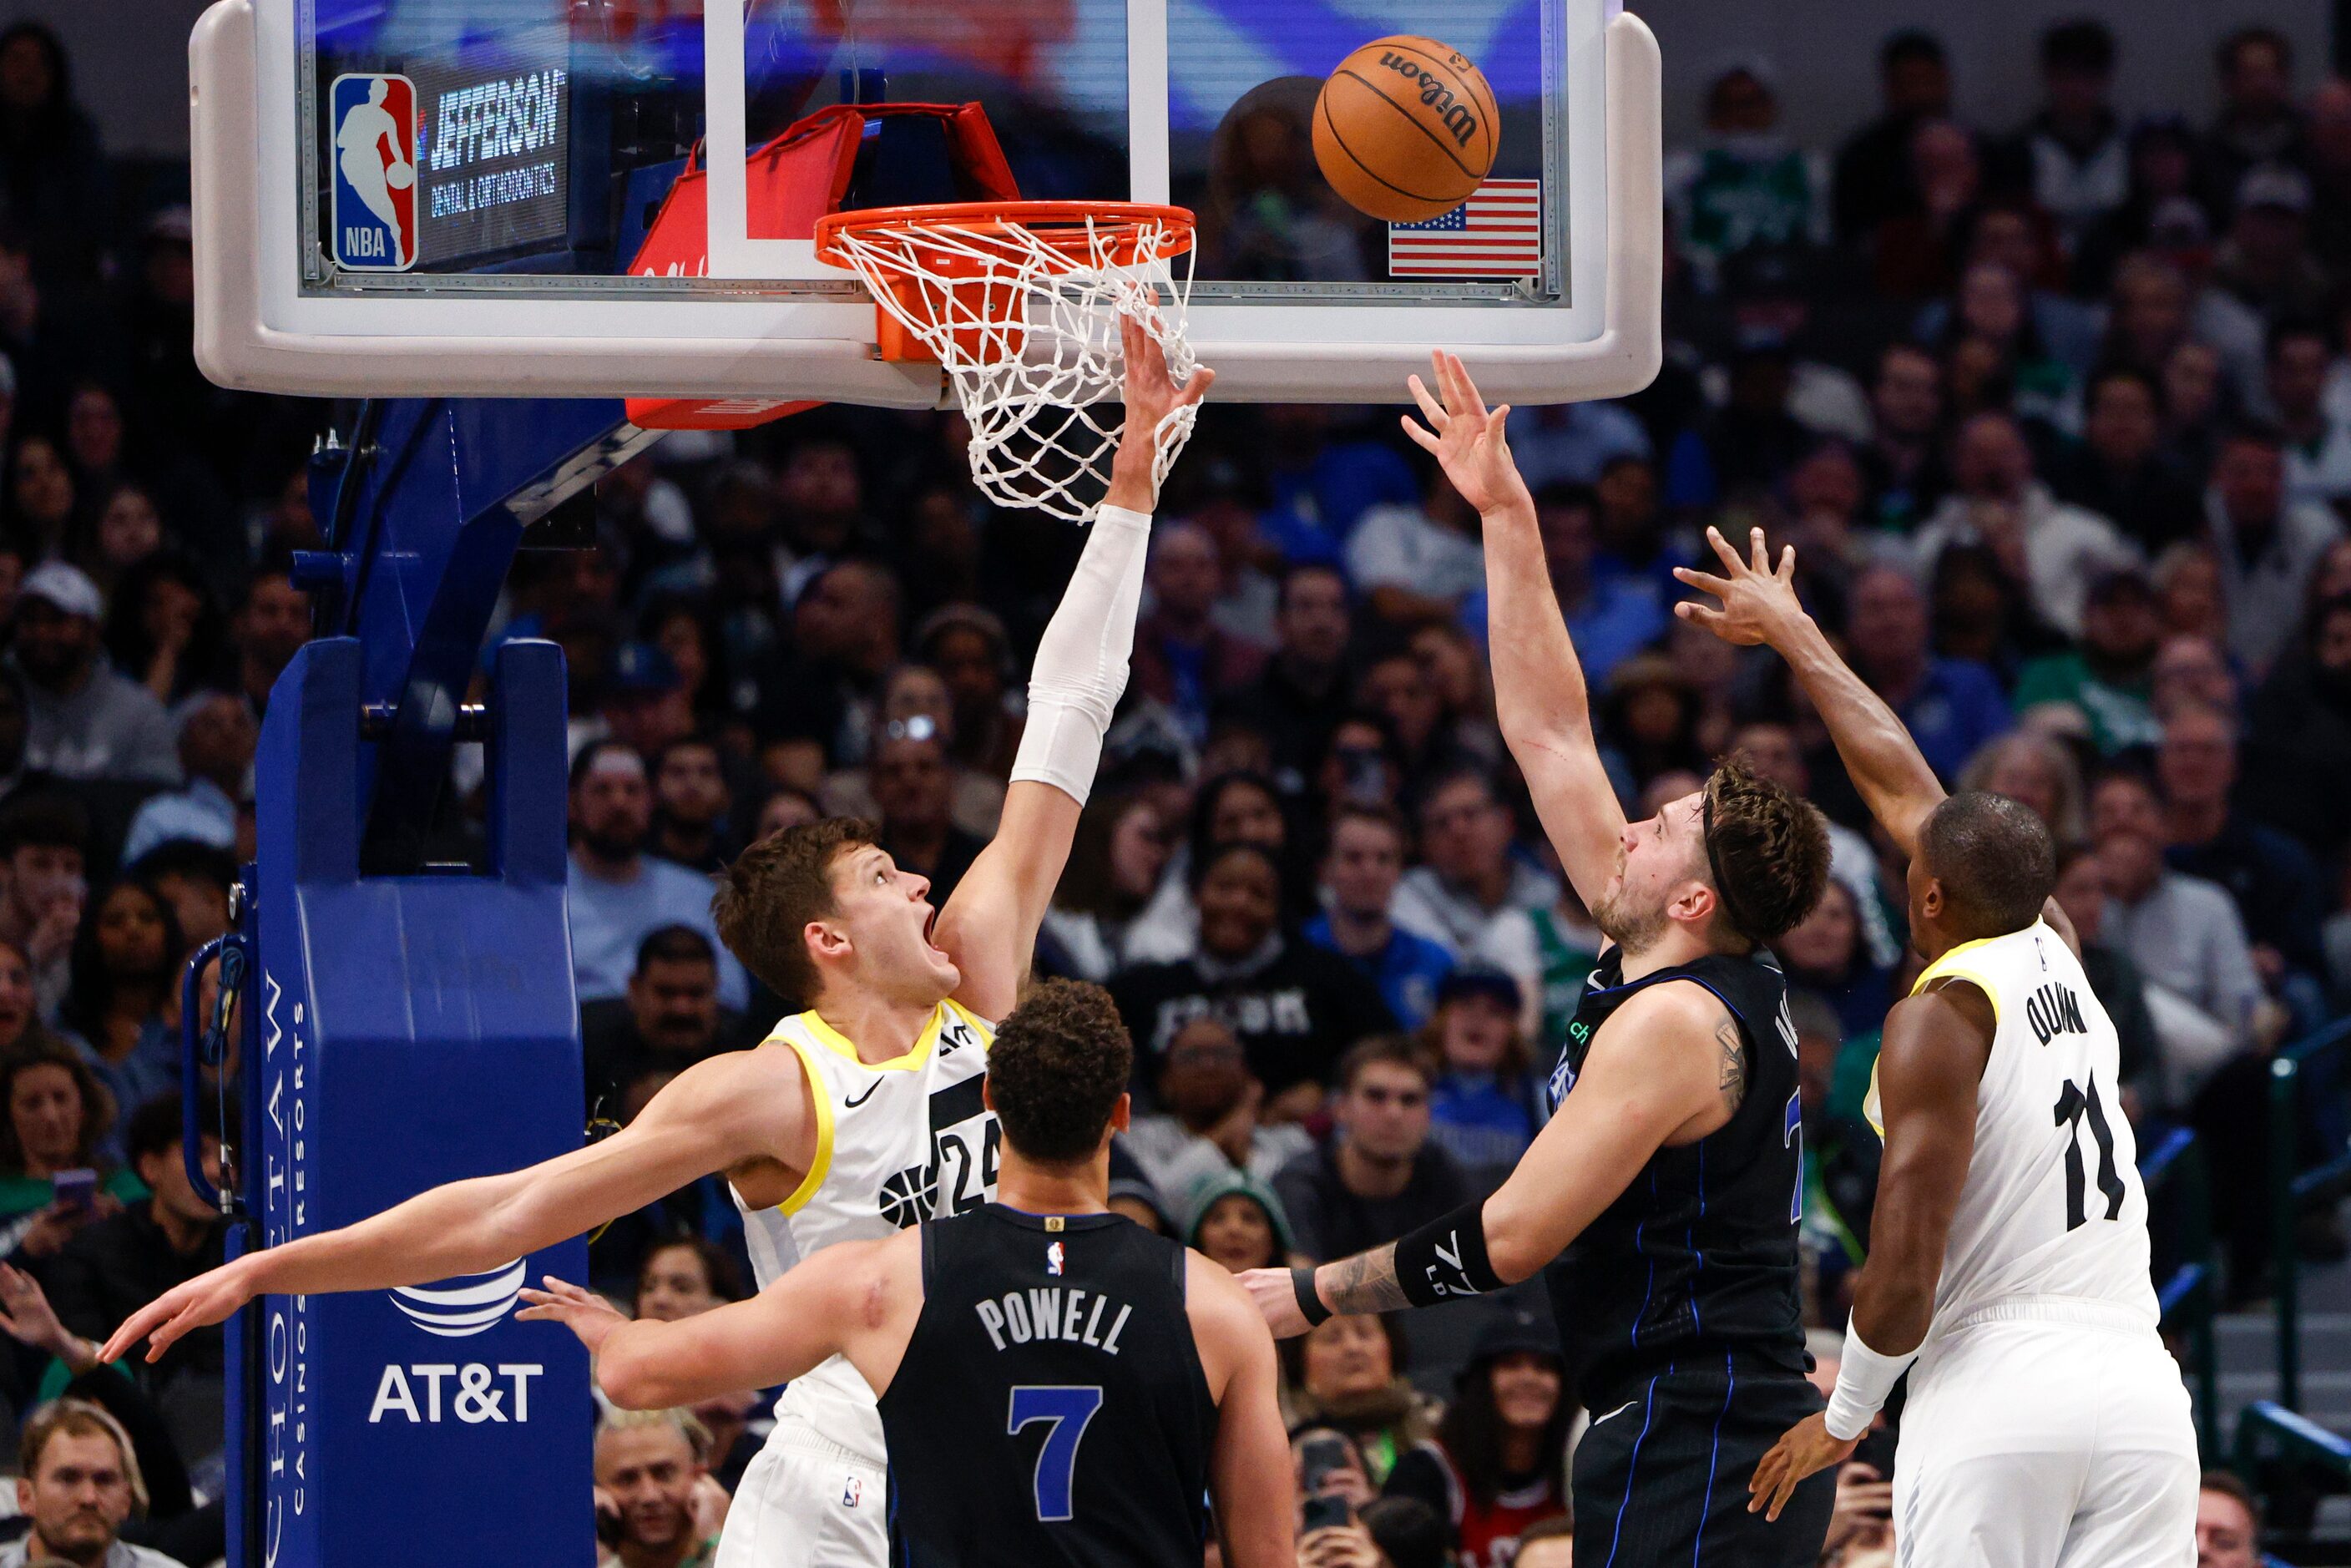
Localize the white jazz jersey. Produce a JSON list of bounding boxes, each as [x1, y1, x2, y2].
[[732, 1000, 997, 1461], [1873, 920, 2158, 1333]]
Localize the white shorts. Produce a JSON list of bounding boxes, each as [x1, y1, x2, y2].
[[1893, 1302, 2198, 1568], [714, 1415, 889, 1568]]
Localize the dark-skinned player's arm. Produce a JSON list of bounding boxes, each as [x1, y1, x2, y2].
[[1747, 981, 1993, 1520], [521, 1232, 919, 1409], [938, 316, 1213, 1020], [99, 1045, 805, 1366], [1674, 529, 2081, 958], [1239, 982, 1741, 1334], [1401, 352, 1625, 908], [1185, 1252, 1298, 1568]]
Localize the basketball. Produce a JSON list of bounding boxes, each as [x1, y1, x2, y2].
[[1312, 35, 1499, 224]]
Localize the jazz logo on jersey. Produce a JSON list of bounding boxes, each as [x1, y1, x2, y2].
[[1047, 1241, 1066, 1277], [330, 74, 419, 271]]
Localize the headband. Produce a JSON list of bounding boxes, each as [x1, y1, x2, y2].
[[1700, 776, 1760, 943]]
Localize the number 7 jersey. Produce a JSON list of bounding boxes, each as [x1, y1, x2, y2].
[[1874, 921, 2158, 1331]]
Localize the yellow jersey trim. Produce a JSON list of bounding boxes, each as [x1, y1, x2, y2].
[[943, 998, 996, 1044], [801, 1004, 945, 1074], [776, 1035, 836, 1216], [1904, 923, 2033, 1029]]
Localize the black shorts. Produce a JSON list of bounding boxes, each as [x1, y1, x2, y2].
[[1572, 1362, 1835, 1568]]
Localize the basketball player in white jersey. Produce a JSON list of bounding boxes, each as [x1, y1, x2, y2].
[[100, 316, 1211, 1568], [1681, 529, 2197, 1564]]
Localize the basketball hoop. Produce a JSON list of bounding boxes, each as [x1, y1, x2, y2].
[[814, 201, 1199, 523]]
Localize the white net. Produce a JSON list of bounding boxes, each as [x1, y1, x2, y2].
[[820, 206, 1197, 524]]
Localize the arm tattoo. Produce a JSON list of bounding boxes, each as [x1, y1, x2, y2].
[[1715, 1014, 1747, 1116], [1321, 1243, 1412, 1316]]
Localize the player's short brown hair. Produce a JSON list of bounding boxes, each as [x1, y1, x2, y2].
[[984, 980, 1133, 1166], [1701, 757, 1830, 943], [710, 817, 875, 1009]]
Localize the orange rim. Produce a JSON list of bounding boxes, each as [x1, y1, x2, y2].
[[813, 200, 1196, 267]]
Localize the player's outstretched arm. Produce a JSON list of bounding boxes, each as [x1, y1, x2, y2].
[[526, 1231, 918, 1409], [1675, 526, 1945, 858], [1405, 351, 1625, 906], [1240, 984, 1732, 1333], [1185, 1255, 1297, 1568], [1748, 981, 1990, 1521], [938, 315, 1213, 1020], [99, 1046, 808, 1366]]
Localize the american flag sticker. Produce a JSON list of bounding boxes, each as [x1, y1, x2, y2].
[[1388, 180, 1543, 278]]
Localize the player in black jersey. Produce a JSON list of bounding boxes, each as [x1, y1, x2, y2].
[[1241, 354, 1838, 1567], [518, 980, 1295, 1568]]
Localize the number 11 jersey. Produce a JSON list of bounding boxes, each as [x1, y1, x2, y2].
[[878, 1206, 1217, 1568], [1878, 920, 2158, 1331]]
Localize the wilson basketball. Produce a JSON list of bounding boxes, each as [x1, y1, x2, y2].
[[1313, 36, 1499, 224]]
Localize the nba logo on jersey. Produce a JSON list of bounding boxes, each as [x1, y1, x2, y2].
[[1046, 1241, 1065, 1276], [329, 74, 418, 271]]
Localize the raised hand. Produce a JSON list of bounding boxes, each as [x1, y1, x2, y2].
[[1672, 525, 1809, 649], [1104, 313, 1215, 513], [518, 1275, 629, 1356], [0, 1264, 83, 1366], [1399, 350, 1530, 518]]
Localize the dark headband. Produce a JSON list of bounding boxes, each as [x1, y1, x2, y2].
[[1699, 776, 1760, 943]]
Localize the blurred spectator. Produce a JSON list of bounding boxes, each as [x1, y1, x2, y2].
[[2195, 1469, 2262, 1568], [2156, 701, 2326, 991], [1110, 842, 1394, 1113], [2051, 844, 2168, 1115], [565, 741, 746, 1012], [1843, 565, 2011, 780], [1912, 411, 2139, 638], [225, 569, 307, 723], [2048, 369, 2204, 551], [1385, 1309, 1570, 1563], [2090, 768, 2266, 1064], [117, 694, 250, 866], [2204, 28, 2306, 212], [913, 604, 1023, 782], [1733, 720, 1903, 968], [0, 1400, 179, 1568], [2151, 629, 2237, 719], [580, 926, 751, 1119], [1307, 804, 1455, 1032], [0, 23, 108, 286], [1858, 343, 1949, 533], [1180, 1165, 1297, 1274], [2012, 565, 2163, 754], [2266, 321, 2351, 503], [124, 842, 233, 951], [1039, 792, 1171, 984], [1282, 1313, 1432, 1486], [1273, 1038, 1468, 1262], [1121, 1015, 1311, 1198], [1833, 31, 1956, 245], [2152, 547, 2232, 648], [592, 1409, 721, 1568], [1420, 969, 1541, 1195], [629, 1237, 761, 1494], [1870, 119, 1981, 298], [866, 723, 983, 910], [1216, 564, 1352, 792], [58, 880, 184, 1125], [819, 665, 1003, 841], [1392, 770, 1550, 1001], [1774, 879, 1893, 1045], [1957, 730, 2087, 844], [1123, 770, 1297, 964], [1666, 65, 1827, 291], [1347, 469, 1485, 630], [13, 564, 175, 785], [759, 559, 902, 772], [0, 794, 81, 1019], [1510, 1516, 1575, 1568], [1464, 483, 1666, 690], [1358, 1496, 1449, 1568], [2204, 425, 2345, 675], [1506, 402, 1651, 493], [2002, 20, 2127, 253], [645, 735, 733, 875], [2211, 167, 2328, 331], [0, 1037, 129, 1262], [48, 1095, 223, 1467], [2243, 593, 2351, 858], [1133, 522, 1266, 746], [104, 555, 230, 714], [2074, 117, 2215, 298]]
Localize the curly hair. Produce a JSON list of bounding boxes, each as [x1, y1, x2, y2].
[[984, 979, 1133, 1166], [0, 1036, 113, 1176], [1701, 757, 1831, 943], [710, 817, 876, 1008]]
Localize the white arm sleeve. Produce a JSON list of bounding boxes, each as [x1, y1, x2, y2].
[[1009, 503, 1152, 805], [1822, 1317, 1920, 1441]]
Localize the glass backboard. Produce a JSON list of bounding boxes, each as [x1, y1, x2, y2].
[[192, 0, 1659, 404]]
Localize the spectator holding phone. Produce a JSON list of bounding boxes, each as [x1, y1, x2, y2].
[[0, 795, 88, 1024], [0, 1037, 132, 1260], [594, 1408, 725, 1568], [1281, 1314, 1433, 1487]]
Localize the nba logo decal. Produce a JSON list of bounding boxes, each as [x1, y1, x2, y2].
[[842, 1476, 862, 1508], [1046, 1241, 1065, 1277], [330, 74, 418, 271]]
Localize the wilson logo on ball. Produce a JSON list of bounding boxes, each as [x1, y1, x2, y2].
[[1376, 52, 1480, 147]]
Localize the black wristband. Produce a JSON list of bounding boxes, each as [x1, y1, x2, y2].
[[1291, 1266, 1332, 1328], [1393, 1201, 1507, 1308]]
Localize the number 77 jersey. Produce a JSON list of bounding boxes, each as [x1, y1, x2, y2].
[[1884, 921, 2158, 1329]]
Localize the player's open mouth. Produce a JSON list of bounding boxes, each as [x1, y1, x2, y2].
[[923, 905, 943, 953]]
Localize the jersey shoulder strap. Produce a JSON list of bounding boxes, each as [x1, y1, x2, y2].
[[764, 1018, 840, 1216]]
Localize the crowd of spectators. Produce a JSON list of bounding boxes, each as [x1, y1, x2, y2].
[[0, 8, 2343, 1564]]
